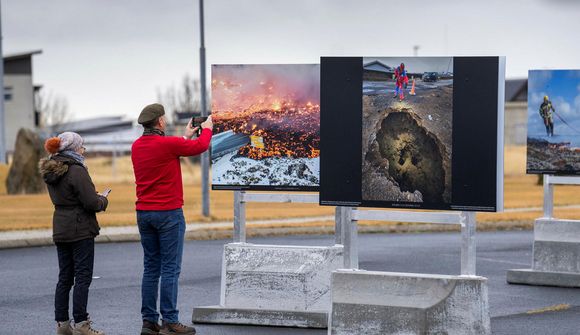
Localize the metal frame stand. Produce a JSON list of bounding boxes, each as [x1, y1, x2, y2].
[[507, 175, 580, 287], [342, 208, 477, 275], [193, 191, 348, 328], [541, 175, 580, 219], [233, 191, 331, 240]]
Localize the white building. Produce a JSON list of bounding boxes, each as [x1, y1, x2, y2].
[[3, 50, 42, 153]]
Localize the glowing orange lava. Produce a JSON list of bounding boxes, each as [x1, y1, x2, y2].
[[212, 65, 320, 160]]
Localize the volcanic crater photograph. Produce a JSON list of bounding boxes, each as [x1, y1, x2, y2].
[[361, 57, 453, 204], [211, 64, 320, 189]]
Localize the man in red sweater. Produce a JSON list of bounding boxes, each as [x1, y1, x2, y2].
[[131, 103, 212, 335]]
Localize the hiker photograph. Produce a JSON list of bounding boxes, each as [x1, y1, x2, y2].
[[526, 69, 580, 174]]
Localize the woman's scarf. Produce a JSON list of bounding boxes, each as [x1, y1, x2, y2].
[[59, 150, 86, 167]]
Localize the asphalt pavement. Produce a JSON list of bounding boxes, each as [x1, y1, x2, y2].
[[1, 230, 579, 335]]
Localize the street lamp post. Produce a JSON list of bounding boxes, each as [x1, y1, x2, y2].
[[0, 1, 6, 164], [413, 45, 420, 57], [199, 0, 210, 217]]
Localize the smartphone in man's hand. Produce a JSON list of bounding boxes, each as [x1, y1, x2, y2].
[[192, 116, 208, 136], [100, 188, 112, 197]]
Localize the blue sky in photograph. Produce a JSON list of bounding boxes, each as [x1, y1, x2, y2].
[[528, 70, 580, 146]]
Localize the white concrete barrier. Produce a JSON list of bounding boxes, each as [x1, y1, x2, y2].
[[193, 243, 344, 328], [329, 270, 490, 335], [508, 218, 580, 287]]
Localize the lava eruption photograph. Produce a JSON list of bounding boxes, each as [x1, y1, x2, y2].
[[211, 64, 320, 190], [526, 70, 580, 174], [361, 57, 453, 205]]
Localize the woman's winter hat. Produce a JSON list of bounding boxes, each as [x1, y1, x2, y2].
[[138, 103, 165, 125], [44, 132, 84, 154]]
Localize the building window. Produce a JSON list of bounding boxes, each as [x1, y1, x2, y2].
[[4, 87, 12, 101]]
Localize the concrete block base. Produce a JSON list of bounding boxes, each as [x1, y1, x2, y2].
[[192, 306, 327, 328], [507, 269, 580, 288], [329, 270, 490, 335], [193, 243, 343, 328], [508, 218, 580, 288], [222, 243, 344, 311]]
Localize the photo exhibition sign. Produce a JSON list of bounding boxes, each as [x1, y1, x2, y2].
[[211, 64, 320, 191], [320, 57, 505, 212], [526, 69, 580, 175]]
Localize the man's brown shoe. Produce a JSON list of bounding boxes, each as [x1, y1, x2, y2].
[[159, 321, 196, 335], [141, 320, 161, 335], [56, 320, 73, 335]]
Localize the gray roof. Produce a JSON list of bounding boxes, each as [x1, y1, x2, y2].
[[363, 60, 394, 72], [4, 50, 42, 75], [50, 116, 134, 135], [4, 50, 42, 61]]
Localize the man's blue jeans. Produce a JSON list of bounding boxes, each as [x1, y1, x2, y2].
[[137, 208, 185, 323]]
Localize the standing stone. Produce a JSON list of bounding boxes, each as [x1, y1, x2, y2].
[[6, 128, 45, 194]]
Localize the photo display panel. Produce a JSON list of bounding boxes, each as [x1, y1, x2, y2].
[[211, 64, 320, 191], [320, 57, 505, 212], [526, 70, 580, 174]]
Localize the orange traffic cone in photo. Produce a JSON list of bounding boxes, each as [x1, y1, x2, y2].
[[409, 79, 416, 96]]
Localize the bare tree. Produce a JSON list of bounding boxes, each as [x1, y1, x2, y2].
[[181, 74, 201, 114], [156, 73, 205, 124], [156, 85, 177, 122], [35, 89, 71, 129]]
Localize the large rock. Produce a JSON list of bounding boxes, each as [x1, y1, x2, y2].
[[6, 128, 45, 194]]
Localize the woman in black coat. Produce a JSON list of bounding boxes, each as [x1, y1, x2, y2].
[[39, 132, 108, 335]]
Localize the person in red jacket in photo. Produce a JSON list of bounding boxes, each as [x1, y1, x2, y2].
[[393, 63, 409, 101], [131, 103, 212, 335]]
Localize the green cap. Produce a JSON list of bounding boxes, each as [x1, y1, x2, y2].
[[138, 103, 165, 125]]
